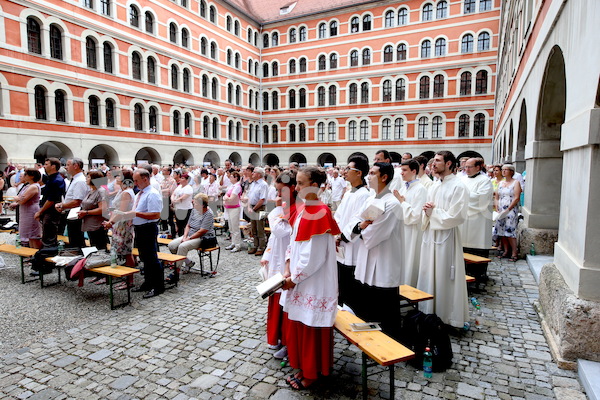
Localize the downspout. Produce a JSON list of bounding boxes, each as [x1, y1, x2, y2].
[[258, 24, 264, 166]]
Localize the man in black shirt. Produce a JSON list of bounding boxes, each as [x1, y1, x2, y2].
[[35, 158, 65, 248]]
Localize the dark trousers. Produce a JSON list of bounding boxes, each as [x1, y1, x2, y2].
[[160, 198, 176, 236], [87, 229, 109, 251], [174, 208, 191, 237], [250, 205, 266, 250], [134, 222, 163, 293], [66, 218, 86, 248], [41, 211, 62, 248], [354, 283, 402, 341], [337, 262, 360, 311]]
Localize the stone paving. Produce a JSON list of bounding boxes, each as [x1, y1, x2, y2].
[[0, 232, 589, 399]]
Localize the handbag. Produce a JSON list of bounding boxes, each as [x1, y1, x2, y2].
[[84, 251, 111, 269]]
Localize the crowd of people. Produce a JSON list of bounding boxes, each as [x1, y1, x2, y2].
[[1, 150, 524, 389]]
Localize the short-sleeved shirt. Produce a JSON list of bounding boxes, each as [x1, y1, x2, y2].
[[188, 208, 215, 238], [41, 172, 65, 208], [173, 184, 194, 210], [64, 172, 89, 203], [133, 185, 163, 225], [81, 188, 107, 231], [247, 179, 268, 206]]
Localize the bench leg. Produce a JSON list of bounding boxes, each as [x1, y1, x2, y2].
[[389, 364, 395, 400], [108, 276, 114, 309], [20, 256, 25, 284], [362, 352, 368, 400]]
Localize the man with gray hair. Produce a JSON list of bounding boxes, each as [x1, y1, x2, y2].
[[246, 167, 268, 255], [56, 158, 89, 248]]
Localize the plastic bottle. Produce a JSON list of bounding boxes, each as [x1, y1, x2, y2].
[[470, 297, 480, 308], [423, 347, 433, 378], [530, 243, 536, 256], [15, 233, 21, 248], [475, 308, 484, 326], [57, 240, 64, 255], [110, 246, 117, 268], [463, 322, 471, 331]]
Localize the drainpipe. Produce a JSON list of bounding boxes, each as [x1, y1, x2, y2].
[[258, 24, 264, 166]]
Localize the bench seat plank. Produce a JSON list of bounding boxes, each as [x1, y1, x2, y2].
[[88, 265, 139, 277], [399, 285, 434, 303], [464, 252, 491, 264], [466, 275, 476, 283]]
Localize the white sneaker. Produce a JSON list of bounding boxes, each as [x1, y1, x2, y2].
[[230, 246, 242, 253], [225, 244, 235, 250], [273, 346, 288, 359]]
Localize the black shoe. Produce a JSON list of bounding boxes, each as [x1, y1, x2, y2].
[[142, 289, 160, 299]]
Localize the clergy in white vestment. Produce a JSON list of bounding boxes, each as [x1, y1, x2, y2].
[[415, 155, 434, 190], [459, 158, 493, 251], [393, 159, 428, 287], [354, 162, 404, 339], [334, 156, 372, 310], [282, 167, 340, 390], [417, 151, 470, 328]]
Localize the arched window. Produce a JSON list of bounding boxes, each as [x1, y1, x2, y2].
[[299, 123, 307, 141], [419, 76, 430, 99], [421, 40, 431, 58], [330, 53, 338, 69], [382, 118, 391, 140], [132, 52, 142, 80], [383, 45, 394, 62], [349, 83, 358, 104], [130, 5, 140, 27], [145, 12, 154, 33], [289, 124, 296, 142], [395, 78, 406, 100], [226, 16, 232, 32], [360, 120, 369, 140], [350, 50, 359, 67], [382, 80, 392, 101], [272, 125, 278, 143], [149, 106, 157, 132], [200, 0, 206, 17], [203, 116, 209, 138], [350, 17, 359, 33], [272, 32, 279, 46], [185, 113, 192, 135], [103, 42, 113, 73], [435, 38, 446, 56], [34, 85, 47, 120], [477, 32, 490, 51], [328, 122, 336, 141], [360, 82, 369, 103], [210, 42, 217, 59], [236, 121, 241, 140], [272, 61, 278, 76], [263, 33, 269, 48], [458, 114, 470, 137], [89, 96, 100, 126], [50, 25, 63, 60], [183, 69, 191, 93], [263, 92, 269, 111], [247, 27, 252, 42], [289, 59, 296, 74], [200, 38, 208, 55], [263, 125, 269, 143], [212, 117, 219, 138], [362, 15, 372, 31], [181, 28, 189, 48], [474, 113, 486, 136], [418, 116, 429, 139], [394, 118, 404, 139], [362, 48, 371, 65], [289, 89, 296, 108], [228, 120, 234, 140], [397, 43, 407, 61], [317, 122, 325, 141], [105, 98, 115, 127], [317, 87, 326, 106], [433, 74, 444, 97], [249, 89, 253, 108], [226, 49, 232, 65], [55, 90, 66, 122], [422, 3, 433, 21], [86, 37, 98, 69], [236, 85, 241, 105], [171, 65, 179, 89], [235, 53, 240, 69], [169, 23, 177, 43], [436, 1, 448, 18], [262, 62, 269, 78], [460, 71, 472, 95], [209, 6, 216, 23], [173, 110, 180, 134], [385, 10, 394, 27], [330, 21, 338, 36], [329, 86, 337, 106], [299, 27, 307, 41], [461, 34, 474, 53], [299, 88, 306, 108], [211, 78, 218, 100], [134, 103, 143, 131], [234, 20, 240, 36], [318, 55, 326, 70], [272, 92, 279, 110], [147, 57, 156, 84], [227, 83, 233, 103], [398, 8, 408, 25], [289, 28, 297, 43], [348, 120, 357, 141], [27, 18, 42, 54], [299, 58, 307, 72], [432, 116, 443, 138], [318, 23, 327, 38], [475, 70, 488, 94]]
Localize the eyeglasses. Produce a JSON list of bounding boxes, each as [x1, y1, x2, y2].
[[345, 167, 360, 172]]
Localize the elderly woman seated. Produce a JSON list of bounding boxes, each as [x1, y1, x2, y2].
[[167, 193, 217, 281]]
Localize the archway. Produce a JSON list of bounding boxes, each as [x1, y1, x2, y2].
[[389, 151, 402, 163], [516, 100, 527, 172], [34, 141, 73, 165], [135, 147, 161, 166], [263, 153, 279, 167], [88, 144, 119, 169], [528, 45, 566, 230], [228, 152, 242, 166], [0, 145, 7, 171], [419, 151, 435, 161], [248, 153, 260, 166], [347, 152, 368, 162], [456, 151, 483, 160], [203, 151, 220, 167], [317, 152, 337, 167], [289, 153, 307, 166], [173, 149, 194, 166]]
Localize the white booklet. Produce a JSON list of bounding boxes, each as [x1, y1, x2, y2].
[[66, 207, 81, 220], [256, 272, 285, 299], [360, 199, 384, 221]]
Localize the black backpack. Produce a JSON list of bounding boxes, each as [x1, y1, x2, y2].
[[400, 310, 453, 372]]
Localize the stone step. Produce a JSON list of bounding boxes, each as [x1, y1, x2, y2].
[[526, 254, 554, 284], [579, 359, 600, 400]]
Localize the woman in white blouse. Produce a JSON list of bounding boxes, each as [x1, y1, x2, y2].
[[171, 173, 194, 237]]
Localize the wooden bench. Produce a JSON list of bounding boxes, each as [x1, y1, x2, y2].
[[213, 222, 226, 236], [57, 235, 91, 247], [399, 285, 433, 310], [87, 265, 140, 309], [335, 310, 415, 400], [0, 243, 40, 284], [196, 246, 220, 277], [464, 252, 492, 264]]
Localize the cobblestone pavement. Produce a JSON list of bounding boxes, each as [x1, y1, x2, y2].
[[0, 231, 588, 399]]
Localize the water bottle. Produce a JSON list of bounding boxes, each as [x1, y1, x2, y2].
[[57, 240, 64, 255], [15, 233, 21, 248], [530, 243, 536, 256], [475, 308, 484, 326], [470, 297, 480, 308], [423, 347, 433, 378], [110, 246, 117, 268], [463, 322, 471, 331]]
